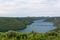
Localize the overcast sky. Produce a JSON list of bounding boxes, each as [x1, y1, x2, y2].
[[0, 0, 60, 17]]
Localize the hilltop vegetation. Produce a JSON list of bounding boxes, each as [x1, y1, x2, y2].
[[0, 31, 60, 40]]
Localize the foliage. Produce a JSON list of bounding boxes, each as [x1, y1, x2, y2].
[[0, 31, 59, 40], [0, 17, 33, 31]]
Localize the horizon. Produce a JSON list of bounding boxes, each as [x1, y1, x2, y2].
[[0, 15, 60, 17]]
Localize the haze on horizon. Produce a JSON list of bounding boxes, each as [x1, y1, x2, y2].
[[0, 0, 60, 17]]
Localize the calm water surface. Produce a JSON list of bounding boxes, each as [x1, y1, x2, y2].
[[17, 19, 56, 33]]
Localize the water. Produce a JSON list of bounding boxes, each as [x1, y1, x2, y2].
[[17, 19, 55, 33]]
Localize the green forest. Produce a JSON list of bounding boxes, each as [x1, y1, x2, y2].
[[0, 17, 60, 40], [0, 17, 33, 31]]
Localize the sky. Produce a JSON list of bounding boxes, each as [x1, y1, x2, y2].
[[0, 0, 60, 17]]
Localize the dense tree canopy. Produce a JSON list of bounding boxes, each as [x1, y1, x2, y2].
[[0, 17, 33, 31]]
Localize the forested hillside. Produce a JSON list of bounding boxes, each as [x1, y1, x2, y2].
[[0, 17, 33, 31], [44, 17, 60, 32]]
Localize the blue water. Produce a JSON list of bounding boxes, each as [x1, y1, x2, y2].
[[17, 19, 55, 33]]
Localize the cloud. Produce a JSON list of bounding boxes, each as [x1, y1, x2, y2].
[[0, 0, 16, 14], [0, 0, 60, 17]]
